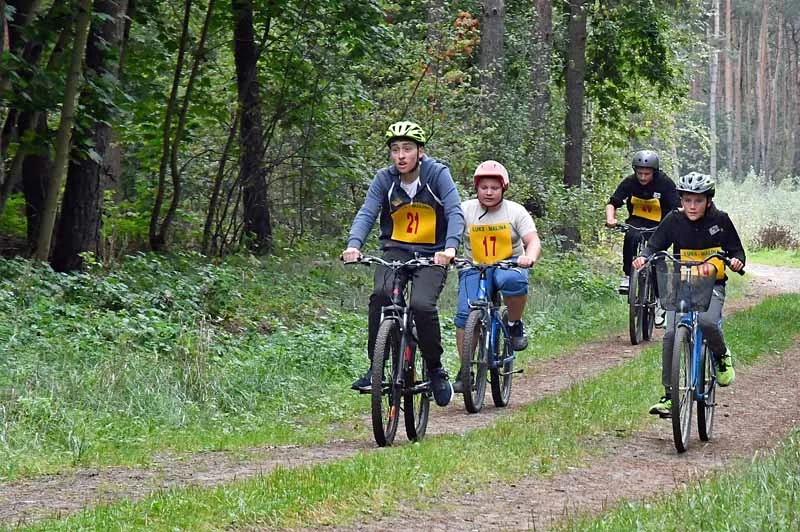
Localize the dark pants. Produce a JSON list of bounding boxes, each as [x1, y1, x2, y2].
[[622, 230, 643, 276], [367, 248, 448, 370]]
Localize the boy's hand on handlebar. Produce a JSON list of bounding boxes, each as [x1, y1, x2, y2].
[[632, 256, 647, 270], [434, 248, 456, 266], [516, 255, 535, 268], [341, 247, 362, 263], [728, 257, 744, 272]]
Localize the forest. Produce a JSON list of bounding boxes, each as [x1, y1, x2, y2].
[[0, 0, 798, 270]]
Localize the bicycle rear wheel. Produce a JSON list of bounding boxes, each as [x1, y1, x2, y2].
[[628, 268, 645, 345], [697, 341, 716, 441], [404, 344, 430, 441], [670, 325, 693, 453], [461, 309, 489, 413], [372, 319, 401, 447], [490, 309, 513, 407], [642, 268, 656, 341]]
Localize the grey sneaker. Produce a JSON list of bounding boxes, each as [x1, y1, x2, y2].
[[618, 275, 630, 293]]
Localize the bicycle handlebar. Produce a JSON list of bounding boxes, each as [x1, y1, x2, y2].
[[645, 250, 745, 276], [453, 257, 532, 270], [608, 222, 658, 235], [342, 255, 444, 269]]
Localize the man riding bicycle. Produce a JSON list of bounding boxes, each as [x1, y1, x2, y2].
[[342, 121, 464, 407], [605, 150, 680, 294], [453, 160, 541, 393]]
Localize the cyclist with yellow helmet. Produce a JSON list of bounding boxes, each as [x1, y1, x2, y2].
[[342, 121, 464, 407], [632, 171, 745, 416]]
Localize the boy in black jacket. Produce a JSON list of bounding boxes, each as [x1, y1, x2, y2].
[[632, 172, 745, 416], [606, 150, 681, 293]]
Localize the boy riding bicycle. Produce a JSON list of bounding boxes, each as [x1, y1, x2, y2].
[[453, 160, 541, 393], [342, 121, 464, 407], [632, 172, 745, 416], [605, 150, 680, 293]]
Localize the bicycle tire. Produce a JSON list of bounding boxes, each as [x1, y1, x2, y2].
[[670, 325, 693, 453], [697, 341, 716, 441], [404, 341, 430, 441], [642, 268, 656, 341], [371, 319, 401, 447], [461, 309, 489, 413], [628, 267, 644, 345], [490, 309, 513, 407]]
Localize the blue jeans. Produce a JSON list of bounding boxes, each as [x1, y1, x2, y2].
[[454, 263, 529, 328]]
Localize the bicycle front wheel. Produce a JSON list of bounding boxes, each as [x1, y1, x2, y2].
[[404, 343, 430, 441], [670, 325, 694, 453], [490, 309, 513, 407], [461, 309, 489, 413], [372, 319, 401, 447], [628, 268, 645, 345], [642, 268, 656, 341], [697, 341, 716, 441]]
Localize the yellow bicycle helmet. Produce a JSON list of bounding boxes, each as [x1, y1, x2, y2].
[[385, 121, 426, 146]]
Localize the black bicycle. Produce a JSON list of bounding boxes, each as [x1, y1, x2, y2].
[[612, 223, 659, 345], [453, 258, 526, 413], [347, 255, 440, 447]]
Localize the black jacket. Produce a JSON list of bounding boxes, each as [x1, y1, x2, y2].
[[608, 170, 681, 227]]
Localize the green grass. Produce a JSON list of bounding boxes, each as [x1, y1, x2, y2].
[[15, 293, 800, 531], [749, 248, 800, 268], [0, 249, 627, 479]]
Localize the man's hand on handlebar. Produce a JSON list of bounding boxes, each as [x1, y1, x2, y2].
[[341, 247, 362, 263], [632, 256, 647, 270], [728, 257, 744, 272], [434, 247, 456, 266]]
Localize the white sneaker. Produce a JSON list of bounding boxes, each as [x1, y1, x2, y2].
[[618, 276, 630, 293], [654, 305, 666, 328]]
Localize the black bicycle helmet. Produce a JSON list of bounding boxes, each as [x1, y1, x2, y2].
[[631, 150, 659, 171], [676, 171, 715, 198]]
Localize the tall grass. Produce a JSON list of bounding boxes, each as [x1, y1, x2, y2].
[[715, 171, 800, 250]]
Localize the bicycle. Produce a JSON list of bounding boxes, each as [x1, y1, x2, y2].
[[346, 255, 441, 447], [453, 257, 526, 413], [611, 223, 659, 345], [647, 250, 744, 453]]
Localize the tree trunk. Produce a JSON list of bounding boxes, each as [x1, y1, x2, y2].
[[202, 112, 238, 255], [232, 0, 272, 254], [52, 0, 129, 272], [32, 0, 93, 262], [723, 0, 733, 174], [755, 0, 768, 175], [709, 0, 719, 179], [149, 0, 191, 252], [563, 0, 586, 189], [766, 17, 782, 179], [479, 0, 504, 100], [733, 18, 742, 177]]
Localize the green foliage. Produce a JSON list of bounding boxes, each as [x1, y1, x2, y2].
[[0, 193, 27, 238]]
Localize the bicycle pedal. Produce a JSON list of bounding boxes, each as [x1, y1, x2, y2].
[[357, 388, 371, 394], [511, 368, 523, 374], [658, 412, 671, 419]]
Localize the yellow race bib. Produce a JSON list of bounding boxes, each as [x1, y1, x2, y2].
[[390, 203, 437, 244], [469, 223, 513, 263], [680, 246, 725, 280], [631, 196, 662, 222]]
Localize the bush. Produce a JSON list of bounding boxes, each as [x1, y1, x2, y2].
[[754, 223, 799, 249]]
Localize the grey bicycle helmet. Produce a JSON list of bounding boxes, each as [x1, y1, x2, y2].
[[631, 150, 659, 171], [385, 121, 426, 146], [677, 171, 715, 198]]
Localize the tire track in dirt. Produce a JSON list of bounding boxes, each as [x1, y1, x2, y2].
[[0, 264, 795, 527]]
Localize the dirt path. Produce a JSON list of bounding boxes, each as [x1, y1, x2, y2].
[[0, 264, 797, 528]]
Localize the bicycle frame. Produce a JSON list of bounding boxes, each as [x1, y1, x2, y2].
[[463, 261, 516, 372], [674, 311, 715, 403]]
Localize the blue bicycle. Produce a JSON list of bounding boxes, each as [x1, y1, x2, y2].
[[649, 251, 743, 453], [454, 258, 526, 413]]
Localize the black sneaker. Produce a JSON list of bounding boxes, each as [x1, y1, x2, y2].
[[350, 369, 371, 391], [452, 377, 464, 394], [429, 367, 453, 406], [508, 320, 528, 351]]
